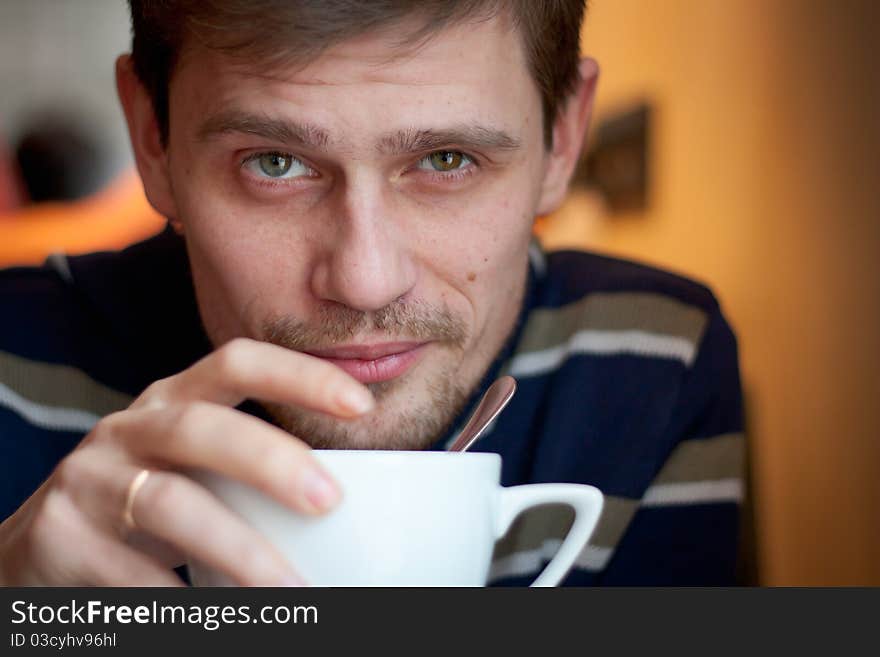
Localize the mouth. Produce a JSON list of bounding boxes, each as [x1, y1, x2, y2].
[[304, 341, 429, 384]]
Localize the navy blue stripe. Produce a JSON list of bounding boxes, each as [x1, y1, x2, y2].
[[597, 503, 741, 585], [0, 406, 83, 520], [535, 249, 718, 312]]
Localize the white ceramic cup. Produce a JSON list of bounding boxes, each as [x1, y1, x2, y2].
[[188, 450, 603, 587]]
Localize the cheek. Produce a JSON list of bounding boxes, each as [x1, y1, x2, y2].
[[432, 194, 534, 285], [175, 194, 315, 339], [172, 153, 303, 284], [414, 191, 534, 330]]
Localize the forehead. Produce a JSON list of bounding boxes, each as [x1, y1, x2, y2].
[[169, 14, 541, 146]]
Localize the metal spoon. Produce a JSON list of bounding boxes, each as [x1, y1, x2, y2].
[[447, 375, 517, 452]]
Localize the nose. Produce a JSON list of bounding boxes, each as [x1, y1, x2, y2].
[[310, 179, 417, 312]]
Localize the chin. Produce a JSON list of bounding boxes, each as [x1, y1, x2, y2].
[[262, 368, 470, 451]]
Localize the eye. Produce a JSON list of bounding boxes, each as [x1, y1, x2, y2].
[[417, 150, 473, 173], [243, 152, 312, 179]]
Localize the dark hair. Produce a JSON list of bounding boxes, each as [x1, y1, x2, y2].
[[128, 0, 587, 147]]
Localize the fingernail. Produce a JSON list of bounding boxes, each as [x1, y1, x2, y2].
[[337, 387, 374, 415], [303, 469, 341, 511]]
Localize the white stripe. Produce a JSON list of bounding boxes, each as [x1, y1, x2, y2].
[[489, 539, 562, 581], [528, 241, 547, 278], [642, 478, 743, 506], [0, 381, 101, 433], [508, 329, 697, 378], [489, 540, 612, 582], [575, 544, 613, 571]]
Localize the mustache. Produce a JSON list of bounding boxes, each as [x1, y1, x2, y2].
[[261, 299, 468, 352]]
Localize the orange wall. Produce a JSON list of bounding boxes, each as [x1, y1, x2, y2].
[[543, 0, 880, 584]]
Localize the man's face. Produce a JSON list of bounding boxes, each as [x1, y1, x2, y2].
[[158, 15, 556, 449]]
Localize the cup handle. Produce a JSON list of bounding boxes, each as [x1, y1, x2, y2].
[[494, 484, 604, 587]]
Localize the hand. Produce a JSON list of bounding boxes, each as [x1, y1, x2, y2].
[[0, 338, 374, 586]]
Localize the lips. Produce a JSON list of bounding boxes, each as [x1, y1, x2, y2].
[[304, 342, 428, 384]]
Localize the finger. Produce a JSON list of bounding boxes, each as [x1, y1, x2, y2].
[[133, 338, 374, 418], [130, 470, 304, 587], [51, 447, 189, 568], [17, 488, 182, 586], [115, 403, 340, 514], [80, 532, 186, 587], [126, 531, 189, 570]]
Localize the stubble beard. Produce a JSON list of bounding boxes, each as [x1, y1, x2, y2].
[[259, 299, 473, 450], [263, 360, 469, 450]]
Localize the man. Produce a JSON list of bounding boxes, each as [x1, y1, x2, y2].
[[0, 0, 744, 586]]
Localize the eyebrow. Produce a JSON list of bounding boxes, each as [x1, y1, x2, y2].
[[377, 126, 522, 155], [196, 110, 521, 155], [196, 110, 331, 149]]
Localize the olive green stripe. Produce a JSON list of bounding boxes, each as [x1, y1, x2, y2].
[[653, 433, 745, 485], [0, 350, 133, 417], [493, 495, 639, 559], [590, 495, 640, 547], [493, 505, 573, 560], [515, 292, 709, 354], [491, 434, 743, 560]]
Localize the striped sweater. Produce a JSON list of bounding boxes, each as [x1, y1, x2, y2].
[[0, 227, 744, 585]]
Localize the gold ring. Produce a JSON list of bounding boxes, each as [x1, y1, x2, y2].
[[122, 469, 150, 532]]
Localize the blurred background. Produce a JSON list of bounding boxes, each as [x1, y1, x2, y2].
[[1, 0, 878, 585], [0, 0, 163, 264]]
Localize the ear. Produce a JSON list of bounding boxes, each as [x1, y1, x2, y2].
[[115, 54, 181, 229], [536, 58, 599, 216]]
